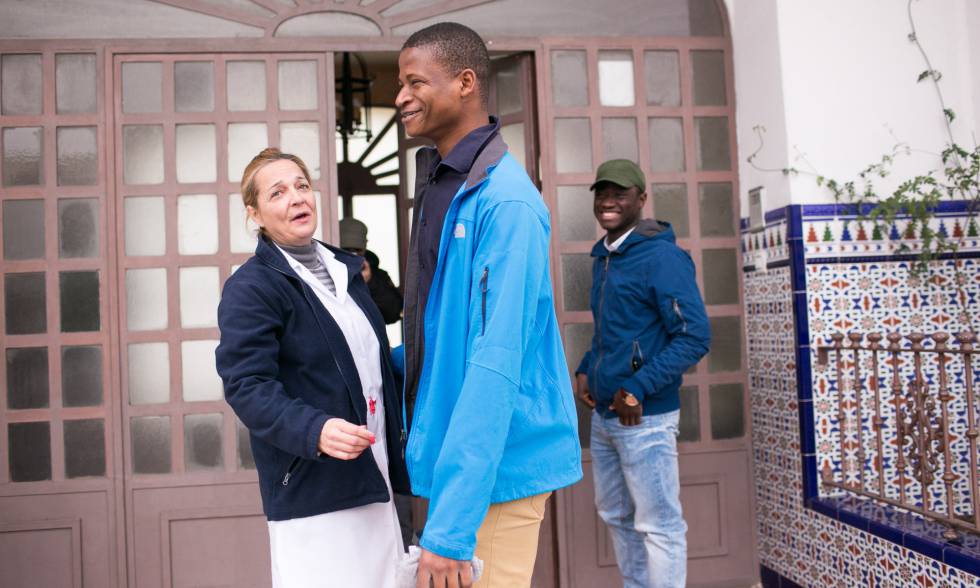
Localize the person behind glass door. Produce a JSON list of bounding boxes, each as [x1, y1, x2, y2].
[[575, 159, 711, 588], [215, 148, 409, 588], [339, 217, 404, 325]]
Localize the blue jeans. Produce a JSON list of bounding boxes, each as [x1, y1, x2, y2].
[[591, 410, 686, 588]]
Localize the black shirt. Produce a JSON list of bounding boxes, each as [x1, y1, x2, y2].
[[413, 117, 500, 322]]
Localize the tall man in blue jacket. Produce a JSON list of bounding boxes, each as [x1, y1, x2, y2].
[[576, 159, 711, 588], [396, 22, 582, 588]]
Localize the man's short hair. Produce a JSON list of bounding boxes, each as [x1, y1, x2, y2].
[[402, 22, 490, 105]]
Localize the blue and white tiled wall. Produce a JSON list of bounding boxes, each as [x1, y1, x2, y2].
[[744, 202, 980, 586]]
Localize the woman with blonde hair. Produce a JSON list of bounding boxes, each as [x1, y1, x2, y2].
[[216, 148, 408, 587]]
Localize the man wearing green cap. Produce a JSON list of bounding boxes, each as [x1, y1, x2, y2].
[[575, 159, 710, 588]]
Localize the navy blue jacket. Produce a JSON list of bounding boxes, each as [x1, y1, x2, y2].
[[216, 234, 409, 521], [576, 220, 711, 418]]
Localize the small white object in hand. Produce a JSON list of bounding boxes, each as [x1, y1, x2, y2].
[[396, 546, 484, 588]]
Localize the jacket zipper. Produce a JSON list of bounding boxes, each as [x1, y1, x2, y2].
[[591, 256, 612, 396], [282, 456, 301, 486], [480, 266, 489, 335], [672, 298, 688, 333]]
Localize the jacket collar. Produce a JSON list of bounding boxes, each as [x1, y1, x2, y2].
[[413, 120, 508, 198], [592, 219, 674, 257], [254, 233, 364, 284]]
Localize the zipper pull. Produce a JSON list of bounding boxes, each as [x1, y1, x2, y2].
[[282, 472, 292, 486]]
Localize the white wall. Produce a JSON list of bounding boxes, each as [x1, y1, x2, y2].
[[731, 0, 979, 211], [729, 0, 793, 212]]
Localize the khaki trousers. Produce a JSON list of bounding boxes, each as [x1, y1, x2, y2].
[[473, 492, 551, 588]]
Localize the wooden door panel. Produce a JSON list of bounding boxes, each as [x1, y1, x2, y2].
[[132, 483, 268, 588], [0, 492, 112, 588], [683, 451, 756, 586]]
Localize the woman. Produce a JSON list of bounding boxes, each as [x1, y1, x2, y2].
[[215, 148, 409, 588]]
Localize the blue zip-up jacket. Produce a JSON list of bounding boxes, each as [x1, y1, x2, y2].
[[216, 235, 409, 521], [576, 220, 711, 418], [399, 134, 582, 560]]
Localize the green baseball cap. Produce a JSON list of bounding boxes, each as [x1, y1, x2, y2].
[[590, 159, 646, 191]]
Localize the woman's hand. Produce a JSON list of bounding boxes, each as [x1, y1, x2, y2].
[[318, 418, 375, 460]]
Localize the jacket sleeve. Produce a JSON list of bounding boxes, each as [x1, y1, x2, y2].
[[576, 350, 593, 376], [419, 201, 548, 561], [620, 246, 711, 402], [215, 278, 331, 460]]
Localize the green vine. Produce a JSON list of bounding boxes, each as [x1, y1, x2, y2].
[[747, 0, 980, 329]]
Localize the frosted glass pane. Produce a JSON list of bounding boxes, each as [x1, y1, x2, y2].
[[703, 248, 739, 305], [227, 61, 266, 111], [175, 61, 214, 112], [280, 122, 320, 179], [648, 118, 685, 172], [179, 266, 220, 328], [229, 193, 258, 253], [122, 62, 162, 113], [58, 198, 99, 258], [563, 323, 594, 377], [278, 60, 318, 111], [176, 124, 216, 183], [177, 193, 218, 255], [645, 51, 680, 107], [64, 419, 106, 478], [698, 183, 735, 237], [131, 416, 171, 474], [554, 118, 592, 173], [598, 51, 634, 107], [237, 420, 255, 469], [710, 383, 744, 439], [3, 199, 45, 260], [678, 386, 700, 442], [708, 316, 741, 373], [56, 54, 97, 114], [126, 268, 168, 331], [692, 51, 726, 106], [5, 273, 46, 335], [550, 50, 588, 107], [181, 340, 222, 402], [9, 422, 51, 482], [123, 125, 164, 185], [601, 118, 638, 162], [500, 123, 526, 171], [227, 123, 268, 182], [652, 183, 689, 238], [56, 126, 98, 186], [124, 196, 166, 256], [59, 271, 100, 332], [695, 117, 731, 171], [558, 185, 596, 242], [6, 347, 49, 410], [62, 346, 103, 407], [494, 60, 522, 116], [561, 253, 593, 311], [3, 126, 43, 186], [2, 54, 42, 115], [184, 413, 223, 471], [128, 342, 170, 404]]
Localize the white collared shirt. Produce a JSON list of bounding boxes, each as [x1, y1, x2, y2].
[[604, 225, 637, 252]]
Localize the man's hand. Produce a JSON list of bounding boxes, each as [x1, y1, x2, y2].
[[575, 373, 595, 408], [609, 389, 642, 426], [360, 259, 372, 283], [318, 418, 374, 460], [416, 549, 473, 588]]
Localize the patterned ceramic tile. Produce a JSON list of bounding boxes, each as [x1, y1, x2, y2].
[[744, 203, 980, 587]]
